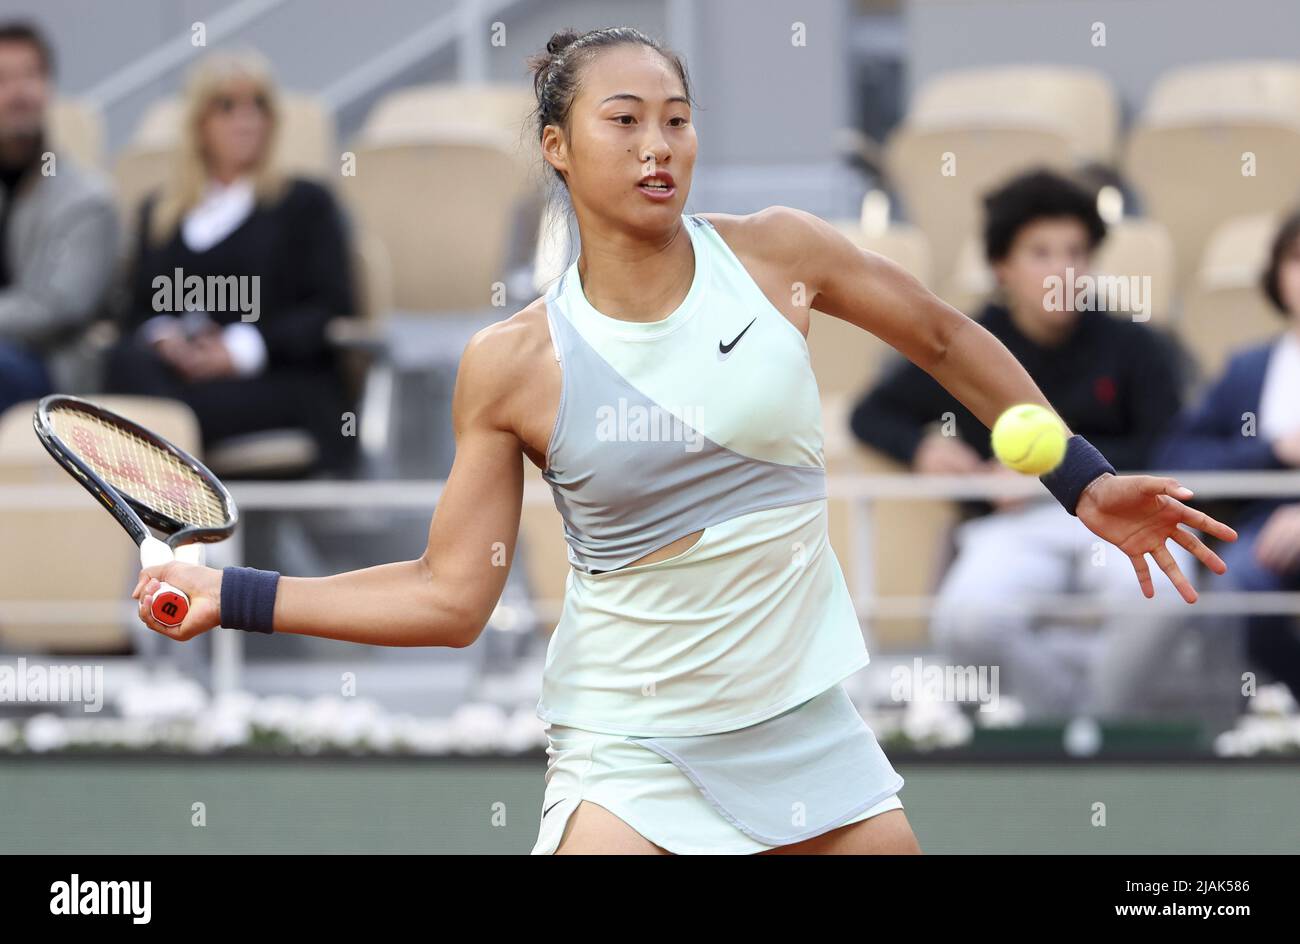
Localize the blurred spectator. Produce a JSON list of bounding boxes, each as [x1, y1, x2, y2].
[[0, 21, 117, 412], [106, 50, 355, 474], [851, 169, 1191, 721], [1155, 211, 1300, 700]]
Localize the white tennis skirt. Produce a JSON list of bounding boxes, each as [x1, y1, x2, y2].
[[531, 683, 904, 855]]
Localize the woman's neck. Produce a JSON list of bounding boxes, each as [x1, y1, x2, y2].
[[573, 216, 694, 323], [208, 165, 250, 186]]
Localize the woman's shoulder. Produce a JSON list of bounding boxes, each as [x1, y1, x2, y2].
[[696, 205, 830, 257], [695, 206, 848, 293]]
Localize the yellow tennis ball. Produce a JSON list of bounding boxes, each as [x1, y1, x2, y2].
[[991, 404, 1067, 475]]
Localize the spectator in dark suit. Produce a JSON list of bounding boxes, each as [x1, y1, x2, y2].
[[1155, 211, 1300, 700], [851, 169, 1191, 721], [0, 21, 118, 412], [106, 50, 355, 474]]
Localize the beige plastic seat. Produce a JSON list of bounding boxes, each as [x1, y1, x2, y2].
[[0, 396, 201, 652], [943, 235, 998, 316], [1182, 212, 1285, 378], [821, 395, 957, 650], [114, 93, 337, 223], [113, 98, 183, 224], [1092, 217, 1177, 323], [204, 429, 318, 479], [907, 65, 1120, 164], [886, 66, 1118, 292], [1125, 61, 1300, 293], [339, 128, 541, 312], [48, 97, 105, 171], [943, 217, 1176, 321], [360, 83, 536, 144]]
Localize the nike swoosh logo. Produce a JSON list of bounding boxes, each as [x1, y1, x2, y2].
[[718, 317, 757, 357], [543, 799, 564, 818]]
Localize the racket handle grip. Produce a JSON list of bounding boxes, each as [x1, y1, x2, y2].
[[151, 583, 190, 627], [139, 536, 188, 626]]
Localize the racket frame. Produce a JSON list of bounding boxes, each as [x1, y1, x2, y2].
[[32, 394, 238, 626], [33, 395, 237, 548]]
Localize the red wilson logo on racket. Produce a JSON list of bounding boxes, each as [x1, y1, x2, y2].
[[151, 589, 189, 626]]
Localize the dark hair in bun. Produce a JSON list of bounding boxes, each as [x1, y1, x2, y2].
[[527, 27, 693, 187]]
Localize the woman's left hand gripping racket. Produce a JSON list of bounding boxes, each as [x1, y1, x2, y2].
[[32, 394, 237, 627]]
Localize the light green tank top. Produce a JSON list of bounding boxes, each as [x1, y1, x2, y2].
[[536, 213, 870, 736]]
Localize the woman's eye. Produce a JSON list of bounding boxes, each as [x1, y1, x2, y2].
[[613, 115, 635, 125], [669, 117, 688, 126]]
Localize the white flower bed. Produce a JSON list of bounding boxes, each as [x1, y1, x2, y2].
[[1214, 684, 1300, 757], [1, 676, 549, 755]]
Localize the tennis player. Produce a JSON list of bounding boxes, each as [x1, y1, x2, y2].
[[133, 27, 1237, 855]]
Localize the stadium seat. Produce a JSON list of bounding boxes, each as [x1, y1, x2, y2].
[[1125, 60, 1300, 293], [821, 394, 956, 650], [1092, 217, 1177, 323], [0, 396, 201, 652], [358, 83, 536, 143], [517, 478, 571, 635], [339, 128, 541, 312], [943, 235, 997, 316], [906, 65, 1120, 164], [204, 429, 319, 480], [885, 65, 1119, 293], [47, 97, 105, 171], [1181, 212, 1285, 378], [112, 98, 183, 226]]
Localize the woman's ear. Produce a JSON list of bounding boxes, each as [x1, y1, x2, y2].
[[540, 125, 569, 179]]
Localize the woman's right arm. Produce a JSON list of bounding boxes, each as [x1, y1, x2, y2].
[[132, 321, 528, 647]]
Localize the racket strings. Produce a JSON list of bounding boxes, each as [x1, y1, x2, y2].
[[50, 407, 228, 528]]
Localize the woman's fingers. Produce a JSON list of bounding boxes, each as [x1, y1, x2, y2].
[[1152, 544, 1197, 604], [1128, 553, 1155, 599], [1172, 498, 1239, 542], [1154, 476, 1194, 500], [1170, 524, 1228, 575]]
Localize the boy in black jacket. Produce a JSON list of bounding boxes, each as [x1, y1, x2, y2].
[[851, 169, 1190, 721]]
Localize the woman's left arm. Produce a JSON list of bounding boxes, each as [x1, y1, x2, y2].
[[765, 206, 1238, 602]]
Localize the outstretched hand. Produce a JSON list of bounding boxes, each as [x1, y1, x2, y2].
[[131, 562, 224, 641], [1075, 473, 1238, 603]]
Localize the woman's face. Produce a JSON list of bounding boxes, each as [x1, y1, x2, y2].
[[200, 78, 270, 178], [1276, 237, 1300, 326], [543, 45, 696, 234]]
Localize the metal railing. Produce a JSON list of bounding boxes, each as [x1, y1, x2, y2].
[[2, 469, 1298, 691], [82, 0, 290, 109]]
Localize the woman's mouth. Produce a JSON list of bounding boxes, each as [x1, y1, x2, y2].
[[637, 180, 676, 201]]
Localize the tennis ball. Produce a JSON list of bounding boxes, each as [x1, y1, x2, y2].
[[991, 404, 1067, 475]]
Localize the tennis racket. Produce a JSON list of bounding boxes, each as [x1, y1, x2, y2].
[[32, 394, 237, 627]]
